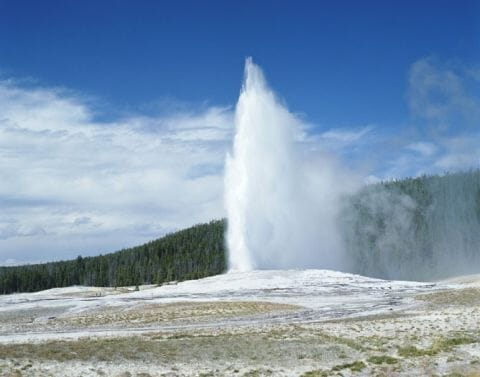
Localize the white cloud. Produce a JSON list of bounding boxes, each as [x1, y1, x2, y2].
[[0, 80, 233, 263], [408, 57, 480, 127], [406, 141, 437, 157], [320, 126, 374, 144], [434, 135, 480, 170], [301, 125, 376, 167], [374, 58, 480, 179], [466, 67, 480, 82]]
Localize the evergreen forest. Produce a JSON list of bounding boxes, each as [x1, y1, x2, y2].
[[1, 170, 479, 294], [0, 220, 226, 294]]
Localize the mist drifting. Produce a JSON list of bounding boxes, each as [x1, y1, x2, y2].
[[224, 58, 355, 272], [224, 59, 480, 281], [343, 171, 480, 280]]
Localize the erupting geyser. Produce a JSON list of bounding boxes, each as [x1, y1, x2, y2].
[[224, 58, 480, 280], [225, 58, 352, 272]]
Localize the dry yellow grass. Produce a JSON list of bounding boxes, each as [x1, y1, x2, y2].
[[416, 287, 480, 307], [52, 301, 300, 329]]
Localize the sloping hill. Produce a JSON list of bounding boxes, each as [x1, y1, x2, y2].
[[1, 170, 479, 294], [0, 220, 226, 294], [344, 170, 480, 280]]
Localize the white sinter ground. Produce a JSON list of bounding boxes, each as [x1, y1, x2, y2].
[[0, 269, 479, 376], [0, 269, 453, 343]]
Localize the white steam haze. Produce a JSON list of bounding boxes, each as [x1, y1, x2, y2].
[[225, 58, 358, 271]]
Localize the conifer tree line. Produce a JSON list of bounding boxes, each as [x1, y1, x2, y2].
[[1, 170, 479, 294], [0, 220, 226, 294], [343, 169, 480, 280]]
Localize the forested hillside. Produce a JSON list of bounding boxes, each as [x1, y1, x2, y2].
[[2, 170, 479, 294], [343, 169, 480, 280], [0, 220, 226, 294]]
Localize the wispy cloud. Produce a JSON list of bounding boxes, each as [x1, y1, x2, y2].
[[406, 141, 438, 157], [320, 126, 374, 144], [408, 57, 480, 128], [374, 58, 480, 179]]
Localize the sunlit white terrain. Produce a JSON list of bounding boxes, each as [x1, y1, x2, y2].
[[0, 269, 440, 343], [1, 270, 480, 376]]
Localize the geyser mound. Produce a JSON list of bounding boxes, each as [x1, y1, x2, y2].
[[224, 58, 355, 271]]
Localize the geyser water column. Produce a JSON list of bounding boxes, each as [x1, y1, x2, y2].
[[224, 58, 297, 271], [225, 58, 349, 271]]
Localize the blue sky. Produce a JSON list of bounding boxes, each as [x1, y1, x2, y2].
[[0, 1, 479, 264], [1, 1, 478, 125]]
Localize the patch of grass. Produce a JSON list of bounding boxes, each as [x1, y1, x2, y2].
[[321, 334, 365, 351], [398, 335, 477, 358], [438, 336, 476, 349], [416, 288, 480, 307], [20, 363, 32, 370], [54, 301, 300, 329], [299, 370, 329, 377], [116, 372, 132, 377], [0, 337, 167, 362], [242, 369, 273, 377], [331, 360, 366, 372], [398, 345, 436, 357], [324, 312, 407, 324], [0, 328, 343, 366], [367, 355, 398, 365]]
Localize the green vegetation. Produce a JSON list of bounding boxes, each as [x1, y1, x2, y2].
[[300, 371, 328, 377], [300, 360, 368, 376], [398, 345, 435, 357], [51, 301, 298, 329], [242, 369, 273, 377], [0, 220, 226, 294], [367, 355, 398, 364], [416, 288, 480, 307], [398, 335, 476, 357], [331, 360, 366, 372], [0, 331, 356, 365]]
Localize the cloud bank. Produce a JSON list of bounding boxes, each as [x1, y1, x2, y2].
[[0, 81, 232, 263]]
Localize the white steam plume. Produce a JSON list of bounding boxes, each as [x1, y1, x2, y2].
[[225, 58, 356, 272]]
